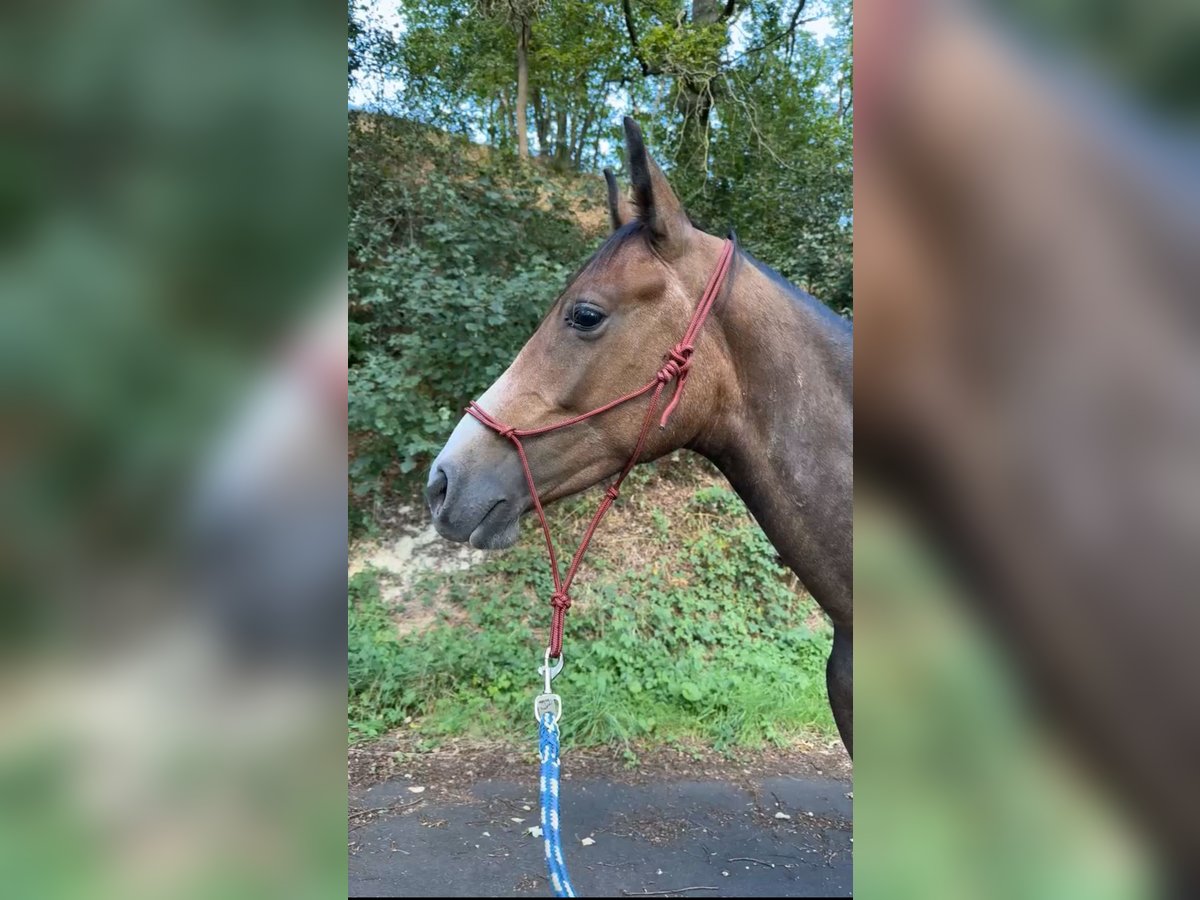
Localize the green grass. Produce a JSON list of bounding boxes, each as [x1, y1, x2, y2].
[[348, 479, 835, 751]]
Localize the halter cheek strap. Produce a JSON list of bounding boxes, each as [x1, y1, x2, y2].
[[466, 238, 736, 659]]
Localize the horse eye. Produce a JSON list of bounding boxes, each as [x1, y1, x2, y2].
[[567, 303, 606, 332]]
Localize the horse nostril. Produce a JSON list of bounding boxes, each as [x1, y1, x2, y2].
[[426, 465, 449, 518]]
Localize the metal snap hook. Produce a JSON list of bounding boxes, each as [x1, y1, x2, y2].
[[539, 647, 563, 694], [535, 648, 564, 724]]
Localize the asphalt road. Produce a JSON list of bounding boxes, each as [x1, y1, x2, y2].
[[349, 772, 852, 897]]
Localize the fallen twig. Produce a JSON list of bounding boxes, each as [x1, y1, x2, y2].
[[729, 857, 775, 868], [620, 889, 718, 897], [348, 798, 425, 828]]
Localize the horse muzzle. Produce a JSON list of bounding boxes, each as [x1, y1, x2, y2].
[[426, 417, 526, 549]]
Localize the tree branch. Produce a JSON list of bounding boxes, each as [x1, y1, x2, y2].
[[621, 0, 661, 76], [784, 0, 807, 38], [732, 0, 810, 61]]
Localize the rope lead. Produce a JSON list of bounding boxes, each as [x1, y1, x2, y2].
[[539, 712, 576, 898]]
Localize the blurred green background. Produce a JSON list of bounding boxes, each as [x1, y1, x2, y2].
[[855, 495, 1155, 900], [1, 1, 346, 898], [1, 0, 344, 619]]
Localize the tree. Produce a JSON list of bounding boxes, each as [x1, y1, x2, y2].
[[530, 0, 628, 168], [477, 0, 545, 159]]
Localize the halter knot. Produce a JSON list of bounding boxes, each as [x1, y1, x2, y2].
[[656, 346, 693, 384], [498, 425, 517, 440], [604, 485, 620, 503], [550, 591, 572, 612]]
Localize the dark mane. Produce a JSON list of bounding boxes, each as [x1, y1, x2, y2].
[[589, 220, 651, 269]]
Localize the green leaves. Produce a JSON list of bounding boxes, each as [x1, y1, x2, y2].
[[641, 18, 728, 78]]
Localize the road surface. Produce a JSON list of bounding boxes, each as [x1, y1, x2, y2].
[[350, 771, 851, 897]]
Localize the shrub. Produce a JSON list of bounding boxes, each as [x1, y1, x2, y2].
[[348, 115, 603, 512]]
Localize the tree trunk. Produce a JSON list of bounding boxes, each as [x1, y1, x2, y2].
[[691, 0, 724, 25], [553, 104, 568, 170], [532, 88, 550, 156], [498, 90, 511, 146], [572, 103, 596, 170], [673, 0, 726, 182], [675, 87, 713, 177], [515, 20, 530, 159]]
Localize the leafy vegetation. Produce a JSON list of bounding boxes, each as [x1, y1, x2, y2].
[[348, 479, 834, 749]]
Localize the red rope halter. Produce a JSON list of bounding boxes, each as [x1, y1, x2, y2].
[[467, 238, 736, 658]]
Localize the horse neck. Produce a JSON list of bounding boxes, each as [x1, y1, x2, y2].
[[691, 244, 854, 624]]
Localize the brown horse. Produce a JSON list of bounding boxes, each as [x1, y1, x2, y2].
[[426, 118, 853, 755]]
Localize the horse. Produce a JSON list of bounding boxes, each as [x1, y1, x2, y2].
[[426, 117, 853, 756]]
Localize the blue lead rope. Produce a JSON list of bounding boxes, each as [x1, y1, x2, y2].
[[539, 711, 576, 898]]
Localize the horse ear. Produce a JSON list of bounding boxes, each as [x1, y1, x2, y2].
[[623, 116, 689, 257], [603, 168, 633, 231]]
